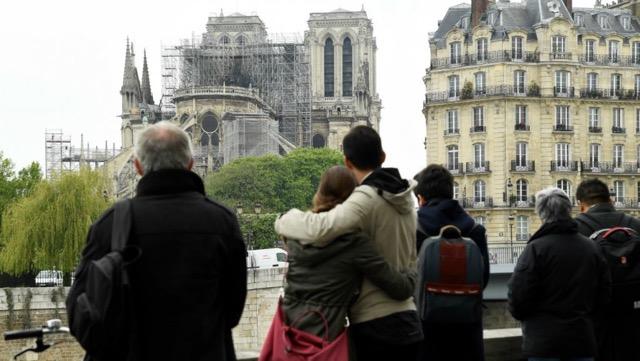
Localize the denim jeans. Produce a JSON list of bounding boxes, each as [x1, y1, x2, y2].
[[529, 358, 594, 361]]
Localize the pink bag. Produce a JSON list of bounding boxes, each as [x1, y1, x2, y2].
[[259, 300, 349, 361]]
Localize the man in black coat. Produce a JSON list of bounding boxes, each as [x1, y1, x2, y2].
[[67, 121, 247, 361], [413, 165, 490, 361], [575, 178, 640, 361]]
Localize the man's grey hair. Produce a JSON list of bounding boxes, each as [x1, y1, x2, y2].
[[535, 187, 573, 223], [134, 121, 193, 173]]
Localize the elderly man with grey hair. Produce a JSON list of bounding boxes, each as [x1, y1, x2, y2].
[[507, 187, 610, 361], [68, 121, 247, 361]]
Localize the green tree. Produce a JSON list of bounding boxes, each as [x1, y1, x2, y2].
[[0, 154, 42, 231], [0, 168, 111, 274], [205, 148, 343, 248]]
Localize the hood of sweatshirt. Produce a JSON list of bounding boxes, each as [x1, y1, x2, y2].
[[361, 168, 416, 215], [417, 198, 475, 236]]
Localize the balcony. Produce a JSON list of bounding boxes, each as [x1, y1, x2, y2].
[[462, 197, 494, 209], [509, 196, 536, 208], [514, 123, 530, 131], [429, 51, 540, 69], [588, 126, 602, 133], [613, 198, 640, 209], [579, 54, 640, 67], [581, 161, 639, 174], [579, 88, 640, 100], [612, 126, 626, 134], [550, 160, 579, 172], [470, 125, 486, 133], [553, 124, 574, 132], [443, 129, 460, 136], [510, 160, 535, 172], [466, 161, 491, 174], [550, 52, 572, 60], [553, 86, 575, 98], [445, 163, 465, 176], [581, 161, 612, 174], [425, 84, 541, 104]]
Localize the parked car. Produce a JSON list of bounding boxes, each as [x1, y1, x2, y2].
[[247, 248, 288, 269], [35, 270, 63, 287]]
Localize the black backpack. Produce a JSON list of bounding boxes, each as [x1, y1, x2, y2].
[[577, 213, 640, 316], [67, 200, 141, 360]]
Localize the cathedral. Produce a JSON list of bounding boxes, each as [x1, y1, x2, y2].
[[112, 8, 381, 197]]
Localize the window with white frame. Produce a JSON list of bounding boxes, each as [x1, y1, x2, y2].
[[516, 216, 529, 241], [599, 15, 611, 29], [474, 143, 486, 167], [447, 145, 459, 170], [611, 74, 622, 95], [516, 142, 528, 167], [450, 42, 461, 65], [446, 109, 459, 133], [556, 143, 571, 167], [609, 40, 620, 63], [590, 143, 601, 167], [477, 38, 488, 62], [514, 70, 526, 94], [449, 75, 460, 97], [473, 107, 485, 128], [614, 144, 624, 168], [576, 14, 584, 27], [633, 42, 640, 64], [635, 75, 640, 96], [589, 107, 600, 128], [636, 109, 640, 133], [587, 72, 598, 92], [475, 72, 486, 94], [557, 179, 572, 196], [512, 36, 523, 60], [555, 71, 571, 94], [488, 12, 496, 25], [614, 180, 625, 203], [623, 16, 631, 30], [555, 105, 570, 129], [474, 180, 486, 202], [613, 108, 624, 130], [516, 179, 528, 202], [474, 216, 486, 226], [585, 39, 595, 62], [453, 182, 460, 199], [515, 105, 527, 127], [552, 35, 566, 54]]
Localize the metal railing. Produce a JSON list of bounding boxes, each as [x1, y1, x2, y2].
[[466, 161, 491, 173], [589, 126, 602, 133], [550, 161, 579, 172], [612, 126, 626, 134], [579, 88, 640, 100], [509, 196, 536, 208], [444, 129, 460, 136], [581, 161, 640, 174], [461, 197, 494, 209], [613, 198, 640, 209], [470, 125, 486, 133], [553, 86, 575, 97], [514, 123, 530, 131], [550, 52, 572, 60], [553, 124, 574, 132], [488, 243, 528, 264], [510, 160, 535, 172], [445, 163, 465, 175], [430, 51, 540, 69], [579, 54, 640, 67]]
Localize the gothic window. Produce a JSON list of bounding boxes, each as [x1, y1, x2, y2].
[[200, 133, 210, 147], [236, 35, 247, 45], [219, 35, 230, 45], [201, 113, 219, 133], [312, 134, 326, 148], [211, 133, 219, 146], [343, 37, 353, 97], [324, 38, 334, 97]]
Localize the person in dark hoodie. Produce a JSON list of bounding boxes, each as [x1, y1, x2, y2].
[[508, 187, 610, 361], [275, 126, 423, 360], [413, 164, 489, 361], [281, 166, 416, 354]]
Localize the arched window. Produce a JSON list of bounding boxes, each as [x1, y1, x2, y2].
[[211, 133, 220, 146], [557, 179, 572, 196], [324, 38, 334, 97], [474, 180, 486, 202], [219, 35, 230, 45], [200, 133, 210, 147], [343, 37, 352, 96], [312, 134, 326, 148], [236, 35, 246, 45], [516, 179, 528, 203], [201, 113, 218, 133]]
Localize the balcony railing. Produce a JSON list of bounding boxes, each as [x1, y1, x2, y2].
[[550, 52, 572, 60], [613, 197, 640, 209], [589, 126, 602, 133], [579, 88, 640, 100], [444, 129, 460, 136], [612, 126, 626, 134], [553, 124, 574, 132], [510, 160, 535, 172], [462, 197, 494, 209], [445, 163, 465, 176], [488, 243, 528, 264], [581, 161, 640, 174], [553, 86, 575, 97], [430, 51, 540, 69], [470, 125, 486, 133], [514, 123, 530, 131], [551, 160, 579, 172], [466, 161, 491, 173], [426, 85, 540, 104], [579, 54, 640, 67], [511, 196, 536, 208]]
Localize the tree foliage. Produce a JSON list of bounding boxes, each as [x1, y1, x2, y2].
[[0, 153, 42, 231], [0, 169, 111, 274], [205, 148, 343, 249]]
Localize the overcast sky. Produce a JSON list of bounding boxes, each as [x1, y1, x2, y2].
[[0, 0, 594, 179]]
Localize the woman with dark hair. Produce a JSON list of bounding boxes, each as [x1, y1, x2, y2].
[[281, 165, 416, 350]]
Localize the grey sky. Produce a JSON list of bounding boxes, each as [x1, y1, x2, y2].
[[0, 0, 594, 179]]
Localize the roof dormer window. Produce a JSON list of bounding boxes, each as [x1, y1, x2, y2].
[[488, 12, 496, 25], [575, 14, 584, 27], [599, 15, 611, 30], [460, 16, 469, 29], [622, 16, 632, 30]]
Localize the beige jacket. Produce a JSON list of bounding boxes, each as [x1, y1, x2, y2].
[[274, 180, 418, 324]]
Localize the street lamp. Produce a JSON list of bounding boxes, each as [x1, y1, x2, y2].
[[508, 214, 515, 263], [506, 178, 513, 207]]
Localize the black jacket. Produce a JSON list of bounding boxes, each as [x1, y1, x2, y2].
[[67, 169, 247, 361], [508, 220, 611, 358], [283, 232, 416, 341], [575, 203, 640, 361]]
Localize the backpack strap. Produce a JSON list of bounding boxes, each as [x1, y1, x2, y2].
[[576, 212, 602, 235], [111, 200, 133, 252]]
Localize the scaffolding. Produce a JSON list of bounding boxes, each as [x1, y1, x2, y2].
[[223, 113, 279, 164], [44, 129, 120, 179], [161, 33, 312, 150]]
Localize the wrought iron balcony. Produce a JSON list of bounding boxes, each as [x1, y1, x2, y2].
[[553, 124, 574, 132], [581, 161, 639, 174], [579, 88, 640, 100], [514, 123, 530, 131], [553, 86, 575, 97], [550, 160, 579, 172], [510, 160, 535, 172], [470, 125, 486, 133], [612, 126, 626, 134], [445, 163, 465, 176], [509, 195, 536, 208], [550, 52, 572, 60], [466, 161, 491, 174], [581, 161, 613, 174], [613, 197, 640, 209], [579, 54, 640, 67], [462, 197, 494, 209], [588, 126, 602, 133], [443, 128, 460, 136], [429, 51, 540, 69]]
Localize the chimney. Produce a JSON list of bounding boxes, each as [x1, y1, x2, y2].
[[472, 0, 489, 27], [564, 0, 573, 13]]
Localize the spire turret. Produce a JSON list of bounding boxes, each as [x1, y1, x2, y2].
[[140, 49, 155, 105], [120, 37, 142, 114]]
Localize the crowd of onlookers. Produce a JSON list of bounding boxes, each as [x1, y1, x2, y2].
[[66, 121, 639, 361]]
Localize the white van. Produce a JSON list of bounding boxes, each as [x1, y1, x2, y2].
[[35, 270, 63, 287], [247, 248, 288, 269]]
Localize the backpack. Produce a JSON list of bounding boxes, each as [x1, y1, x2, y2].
[[68, 200, 141, 360], [577, 213, 640, 316], [416, 225, 485, 324]]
